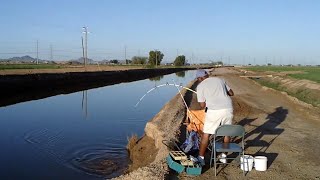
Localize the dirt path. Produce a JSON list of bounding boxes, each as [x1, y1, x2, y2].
[[179, 68, 320, 179], [116, 67, 319, 180]]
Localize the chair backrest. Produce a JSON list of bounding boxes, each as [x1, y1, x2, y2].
[[215, 125, 245, 137]]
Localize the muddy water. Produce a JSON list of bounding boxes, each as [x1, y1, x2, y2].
[[0, 71, 196, 179]]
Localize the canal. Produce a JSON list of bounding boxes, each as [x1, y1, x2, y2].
[[0, 70, 196, 179]]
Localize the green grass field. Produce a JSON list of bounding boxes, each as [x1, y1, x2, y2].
[[0, 64, 61, 70], [244, 66, 320, 83]]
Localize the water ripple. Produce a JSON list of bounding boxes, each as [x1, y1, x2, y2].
[[24, 129, 129, 178]]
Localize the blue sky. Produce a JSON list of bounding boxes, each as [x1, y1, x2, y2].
[[0, 0, 319, 65]]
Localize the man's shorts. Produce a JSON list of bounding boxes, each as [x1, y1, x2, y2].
[[203, 108, 233, 134]]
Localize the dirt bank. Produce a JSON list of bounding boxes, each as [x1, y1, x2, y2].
[[0, 65, 143, 75], [0, 67, 201, 107], [237, 68, 320, 107], [115, 81, 196, 180], [118, 67, 320, 180]]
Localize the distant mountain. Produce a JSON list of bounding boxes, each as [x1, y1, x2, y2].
[[0, 55, 38, 62], [0, 55, 57, 64]]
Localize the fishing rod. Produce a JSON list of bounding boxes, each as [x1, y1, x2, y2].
[[171, 80, 201, 132], [134, 83, 197, 107]]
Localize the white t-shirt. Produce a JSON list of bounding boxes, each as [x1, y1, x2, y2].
[[196, 77, 233, 110]]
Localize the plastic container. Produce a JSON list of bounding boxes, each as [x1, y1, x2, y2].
[[240, 155, 254, 171], [254, 156, 268, 171], [186, 165, 202, 175], [166, 155, 185, 173]]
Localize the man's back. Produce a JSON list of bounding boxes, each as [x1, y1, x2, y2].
[[196, 77, 233, 110]]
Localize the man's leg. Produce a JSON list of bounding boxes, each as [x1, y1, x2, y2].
[[224, 136, 230, 143], [199, 133, 210, 156]]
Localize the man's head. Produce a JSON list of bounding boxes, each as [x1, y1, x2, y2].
[[196, 69, 209, 82]]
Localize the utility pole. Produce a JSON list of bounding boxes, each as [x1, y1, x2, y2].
[[192, 53, 194, 65], [36, 40, 39, 64], [125, 45, 127, 64], [242, 55, 245, 66], [82, 26, 88, 66], [82, 37, 85, 65], [176, 49, 179, 57], [50, 44, 53, 61], [265, 56, 268, 65], [273, 56, 275, 66]]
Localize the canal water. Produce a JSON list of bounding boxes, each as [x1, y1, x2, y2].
[[0, 70, 196, 179]]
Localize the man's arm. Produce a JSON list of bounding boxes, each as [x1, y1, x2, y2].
[[199, 102, 206, 109], [227, 89, 234, 96]]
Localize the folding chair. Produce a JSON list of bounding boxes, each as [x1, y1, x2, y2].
[[209, 125, 245, 176]]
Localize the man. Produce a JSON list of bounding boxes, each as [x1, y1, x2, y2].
[[195, 69, 234, 166]]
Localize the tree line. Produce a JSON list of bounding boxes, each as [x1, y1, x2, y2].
[[108, 50, 187, 66]]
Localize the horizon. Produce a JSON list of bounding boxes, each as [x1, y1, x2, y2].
[[0, 0, 319, 65]]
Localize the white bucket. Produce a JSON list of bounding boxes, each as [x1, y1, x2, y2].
[[240, 155, 254, 171], [254, 156, 268, 171]]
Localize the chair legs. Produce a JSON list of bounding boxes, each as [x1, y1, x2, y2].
[[212, 151, 246, 177], [214, 150, 217, 176], [242, 151, 245, 176]]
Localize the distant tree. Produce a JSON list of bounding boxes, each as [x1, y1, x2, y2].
[[216, 61, 223, 65], [110, 60, 119, 64], [267, 63, 272, 66], [148, 50, 164, 66], [174, 55, 186, 66], [132, 56, 147, 65], [126, 59, 132, 64], [209, 61, 223, 66]]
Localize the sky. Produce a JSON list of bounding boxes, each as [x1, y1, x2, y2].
[[0, 0, 319, 65]]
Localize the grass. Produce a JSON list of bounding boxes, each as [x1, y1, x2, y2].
[[244, 66, 320, 83], [255, 78, 285, 91], [0, 64, 61, 70], [255, 78, 320, 107], [126, 134, 139, 150]]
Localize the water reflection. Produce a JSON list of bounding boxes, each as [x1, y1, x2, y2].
[[148, 75, 164, 81], [175, 71, 185, 77], [82, 90, 88, 120], [0, 70, 197, 179]]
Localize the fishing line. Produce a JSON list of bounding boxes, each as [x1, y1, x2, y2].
[[134, 81, 201, 133], [134, 83, 196, 107]]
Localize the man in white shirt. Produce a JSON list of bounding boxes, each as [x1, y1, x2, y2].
[[195, 69, 234, 166]]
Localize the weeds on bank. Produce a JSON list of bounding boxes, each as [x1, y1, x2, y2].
[[289, 71, 320, 83], [245, 66, 320, 83], [255, 78, 320, 107], [127, 134, 139, 151]]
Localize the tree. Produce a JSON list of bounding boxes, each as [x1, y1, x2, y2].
[[126, 59, 132, 64], [132, 56, 147, 65], [209, 61, 224, 66], [174, 55, 186, 66], [148, 50, 164, 66], [110, 60, 119, 64]]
